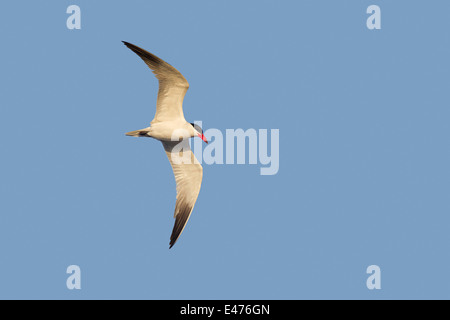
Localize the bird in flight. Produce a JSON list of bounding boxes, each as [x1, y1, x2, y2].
[[123, 41, 208, 248]]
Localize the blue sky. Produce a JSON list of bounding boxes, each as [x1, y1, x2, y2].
[[1, 0, 450, 299]]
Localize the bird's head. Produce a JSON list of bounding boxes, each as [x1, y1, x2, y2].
[[190, 123, 208, 143]]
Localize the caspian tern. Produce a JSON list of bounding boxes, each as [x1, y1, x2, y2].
[[123, 41, 208, 248]]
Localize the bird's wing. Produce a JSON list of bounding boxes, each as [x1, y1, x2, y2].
[[123, 41, 189, 123], [162, 140, 203, 248]]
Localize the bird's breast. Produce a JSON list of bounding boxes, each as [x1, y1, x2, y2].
[[149, 121, 192, 142]]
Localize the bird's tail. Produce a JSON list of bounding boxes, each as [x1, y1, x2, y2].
[[125, 127, 151, 137]]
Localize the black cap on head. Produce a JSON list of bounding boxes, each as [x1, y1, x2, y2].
[[190, 123, 203, 134]]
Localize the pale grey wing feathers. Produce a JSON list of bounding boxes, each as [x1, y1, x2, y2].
[[122, 41, 189, 122], [162, 141, 203, 248]]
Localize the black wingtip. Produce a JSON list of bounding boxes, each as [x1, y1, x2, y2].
[[121, 41, 157, 62], [122, 41, 136, 49], [169, 237, 178, 249]]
